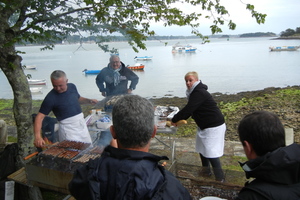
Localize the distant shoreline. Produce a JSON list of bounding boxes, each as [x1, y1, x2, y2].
[[271, 36, 300, 40]]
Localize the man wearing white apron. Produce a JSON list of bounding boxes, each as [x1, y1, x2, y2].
[[34, 70, 98, 148]]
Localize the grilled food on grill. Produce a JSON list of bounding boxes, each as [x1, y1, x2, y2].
[[56, 140, 91, 150], [42, 147, 65, 157], [57, 150, 79, 159], [73, 154, 101, 163]]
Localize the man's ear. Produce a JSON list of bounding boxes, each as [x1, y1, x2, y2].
[[243, 140, 257, 160], [110, 125, 117, 139], [151, 125, 157, 138]]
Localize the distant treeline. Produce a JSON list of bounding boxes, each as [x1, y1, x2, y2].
[[63, 32, 276, 44], [19, 27, 300, 46], [280, 27, 300, 37], [64, 35, 201, 44], [239, 32, 276, 37]]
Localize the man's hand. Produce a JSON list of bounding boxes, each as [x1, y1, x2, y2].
[[34, 136, 45, 148]]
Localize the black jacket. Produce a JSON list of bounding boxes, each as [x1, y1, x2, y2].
[[172, 82, 224, 129], [95, 62, 139, 96], [69, 146, 192, 200], [237, 143, 300, 200]]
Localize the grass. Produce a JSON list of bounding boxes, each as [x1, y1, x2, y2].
[[8, 136, 17, 143], [221, 156, 247, 171]]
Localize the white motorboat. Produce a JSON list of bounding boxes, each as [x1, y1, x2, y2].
[[30, 87, 42, 93], [28, 79, 46, 85]]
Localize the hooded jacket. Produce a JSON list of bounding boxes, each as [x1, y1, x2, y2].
[[69, 146, 192, 200], [95, 62, 139, 96], [237, 143, 300, 200], [172, 82, 224, 130]]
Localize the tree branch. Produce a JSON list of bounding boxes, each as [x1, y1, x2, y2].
[[18, 6, 93, 34]]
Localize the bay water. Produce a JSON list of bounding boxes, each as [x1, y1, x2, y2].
[[0, 37, 299, 101]]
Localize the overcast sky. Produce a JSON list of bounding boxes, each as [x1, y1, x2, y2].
[[151, 0, 300, 36]]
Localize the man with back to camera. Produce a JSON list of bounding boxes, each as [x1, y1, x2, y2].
[[34, 70, 98, 148], [236, 111, 300, 199], [68, 95, 192, 200], [95, 55, 139, 97]]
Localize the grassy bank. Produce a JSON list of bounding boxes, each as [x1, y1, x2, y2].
[[1, 86, 299, 142]]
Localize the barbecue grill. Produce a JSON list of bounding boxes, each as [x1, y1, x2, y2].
[[24, 140, 103, 194]]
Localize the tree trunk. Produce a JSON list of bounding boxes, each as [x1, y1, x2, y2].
[[0, 52, 35, 160], [0, 41, 43, 200]]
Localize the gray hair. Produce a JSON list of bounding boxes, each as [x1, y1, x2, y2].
[[50, 70, 66, 80], [112, 95, 154, 148], [109, 55, 120, 62]]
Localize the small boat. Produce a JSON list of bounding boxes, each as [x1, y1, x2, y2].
[[24, 65, 37, 70], [127, 63, 145, 70], [30, 87, 42, 93], [172, 43, 197, 53], [269, 46, 300, 51], [28, 79, 46, 85], [82, 69, 101, 75], [134, 56, 153, 61], [184, 44, 197, 52]]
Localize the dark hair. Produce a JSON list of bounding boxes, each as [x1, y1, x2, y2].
[[51, 70, 66, 80], [112, 95, 154, 148], [238, 111, 285, 156]]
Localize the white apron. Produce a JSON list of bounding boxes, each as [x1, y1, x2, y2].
[[195, 123, 226, 158], [58, 113, 92, 144]]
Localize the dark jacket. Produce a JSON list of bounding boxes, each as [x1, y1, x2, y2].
[[95, 62, 139, 96], [237, 143, 300, 200], [172, 82, 224, 130], [69, 146, 192, 200]]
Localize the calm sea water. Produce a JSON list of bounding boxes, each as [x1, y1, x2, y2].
[[0, 37, 299, 100]]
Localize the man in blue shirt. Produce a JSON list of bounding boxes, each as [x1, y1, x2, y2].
[[34, 70, 98, 148]]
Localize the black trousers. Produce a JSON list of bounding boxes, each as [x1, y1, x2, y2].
[[200, 153, 224, 181]]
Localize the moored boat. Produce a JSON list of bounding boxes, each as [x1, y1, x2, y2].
[[172, 43, 197, 53], [24, 65, 37, 70], [269, 46, 300, 51], [184, 44, 197, 52], [82, 69, 101, 74], [127, 63, 145, 70], [28, 79, 46, 85], [30, 87, 42, 93], [134, 56, 153, 61]]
